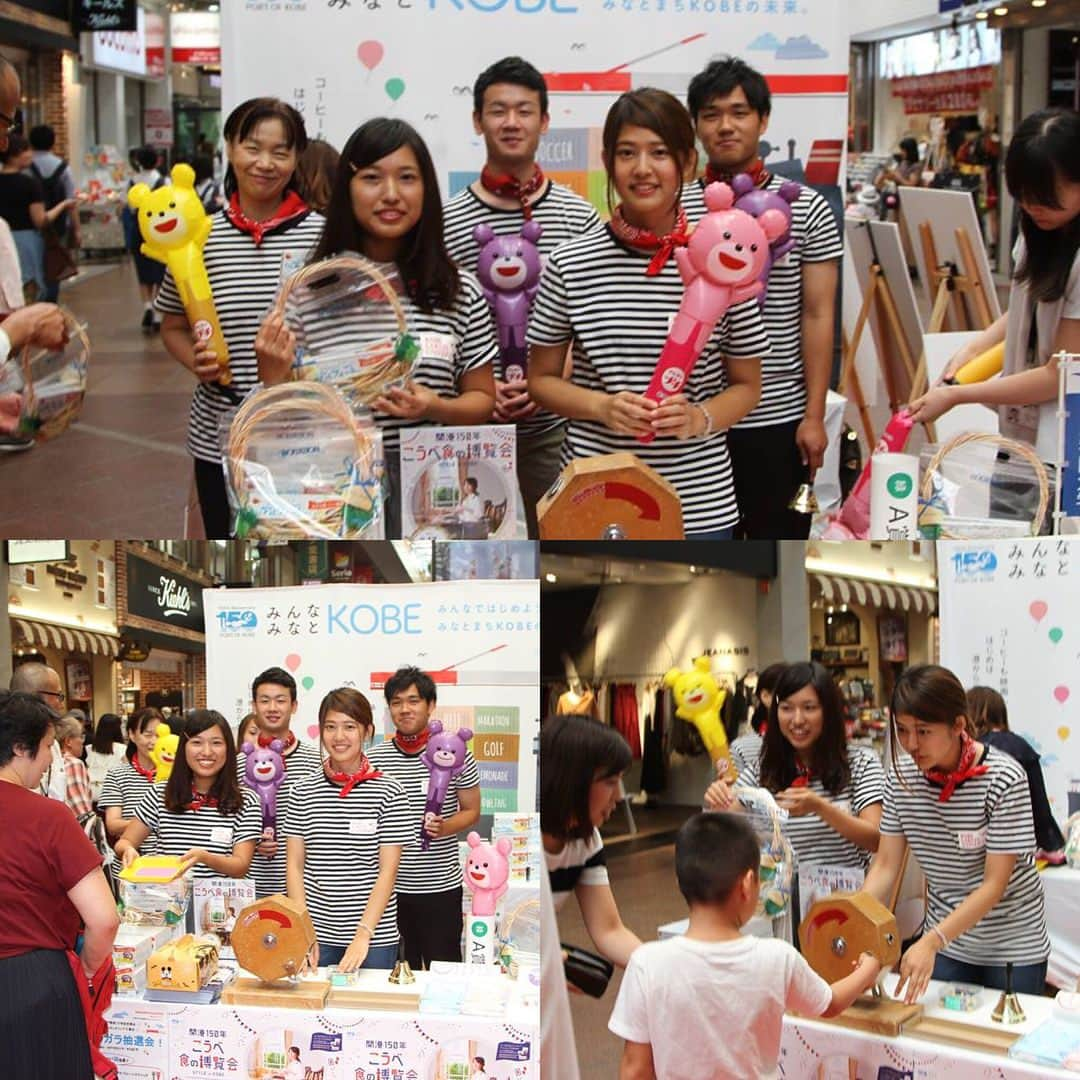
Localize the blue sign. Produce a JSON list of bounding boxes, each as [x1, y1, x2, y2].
[[939, 0, 964, 11], [1063, 385, 1080, 518]]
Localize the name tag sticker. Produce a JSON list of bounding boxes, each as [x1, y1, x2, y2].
[[210, 827, 233, 846], [420, 332, 455, 363], [957, 827, 987, 850], [418, 777, 430, 796], [349, 818, 378, 836]]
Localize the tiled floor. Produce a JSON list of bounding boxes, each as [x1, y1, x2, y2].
[[0, 260, 194, 537]]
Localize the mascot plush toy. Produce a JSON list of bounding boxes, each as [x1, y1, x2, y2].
[[128, 162, 231, 384], [464, 832, 512, 916], [241, 739, 286, 841], [639, 181, 788, 443], [663, 656, 736, 781], [150, 723, 179, 784], [730, 174, 801, 303], [419, 721, 474, 851], [473, 220, 544, 382]]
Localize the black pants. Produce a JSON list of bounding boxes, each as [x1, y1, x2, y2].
[[728, 418, 811, 540], [194, 457, 232, 539], [396, 887, 463, 969], [0, 949, 93, 1080]]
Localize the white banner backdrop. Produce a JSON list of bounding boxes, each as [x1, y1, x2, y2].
[[223, 1, 848, 201], [203, 580, 539, 814], [938, 539, 1079, 818]]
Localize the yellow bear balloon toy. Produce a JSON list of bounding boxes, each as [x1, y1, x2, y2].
[[150, 723, 179, 784], [128, 163, 231, 384], [663, 656, 736, 781]]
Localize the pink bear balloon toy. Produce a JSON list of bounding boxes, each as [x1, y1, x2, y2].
[[241, 739, 286, 841], [730, 174, 801, 303], [638, 181, 788, 444], [464, 832, 512, 916], [473, 220, 544, 382], [419, 720, 474, 851]]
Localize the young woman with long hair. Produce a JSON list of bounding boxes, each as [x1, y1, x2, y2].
[[863, 665, 1049, 1003], [254, 118, 497, 537], [527, 88, 767, 538], [705, 661, 883, 870], [116, 710, 261, 878]]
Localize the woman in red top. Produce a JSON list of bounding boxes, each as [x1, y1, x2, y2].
[[0, 691, 119, 1080]]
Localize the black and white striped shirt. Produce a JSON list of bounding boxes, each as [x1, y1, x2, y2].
[[443, 181, 601, 440], [526, 227, 770, 534], [282, 770, 411, 947], [546, 828, 609, 911], [133, 783, 262, 880], [283, 264, 498, 458], [154, 209, 326, 463], [98, 759, 158, 855], [237, 740, 324, 897], [366, 738, 481, 895], [880, 747, 1050, 965], [730, 732, 763, 776], [737, 745, 884, 870], [682, 175, 842, 429]]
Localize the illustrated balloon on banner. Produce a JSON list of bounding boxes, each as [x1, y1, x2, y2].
[[1054, 685, 1070, 706], [302, 676, 315, 691], [385, 78, 406, 102], [1059, 727, 1071, 743], [1049, 627, 1064, 645], [357, 40, 384, 71], [1030, 600, 1049, 625], [285, 653, 302, 672]]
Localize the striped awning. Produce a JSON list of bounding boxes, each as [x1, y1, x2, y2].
[[11, 617, 120, 657], [811, 573, 937, 614]]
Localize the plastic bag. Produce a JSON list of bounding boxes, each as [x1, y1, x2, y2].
[[118, 872, 192, 926], [736, 787, 795, 918], [224, 382, 385, 539]]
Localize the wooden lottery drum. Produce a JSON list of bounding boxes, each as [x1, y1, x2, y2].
[[799, 891, 901, 984], [229, 894, 316, 983]]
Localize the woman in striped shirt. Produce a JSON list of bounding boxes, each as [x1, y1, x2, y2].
[[254, 118, 497, 538], [116, 710, 260, 880], [864, 665, 1049, 1004], [284, 688, 411, 971], [705, 662, 883, 871], [99, 708, 163, 845], [527, 88, 767, 539], [157, 97, 324, 539]]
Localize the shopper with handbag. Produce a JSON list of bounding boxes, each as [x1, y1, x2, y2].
[[28, 125, 79, 302]]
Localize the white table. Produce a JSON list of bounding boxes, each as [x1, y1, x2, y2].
[[781, 979, 1075, 1079], [104, 969, 538, 1079], [1043, 867, 1080, 991]]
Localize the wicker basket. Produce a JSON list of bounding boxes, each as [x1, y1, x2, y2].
[[918, 431, 1050, 538], [19, 308, 90, 441], [275, 254, 417, 406]]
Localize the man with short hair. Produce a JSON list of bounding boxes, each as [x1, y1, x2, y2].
[[683, 57, 842, 540], [9, 661, 67, 800], [367, 665, 481, 968], [237, 666, 322, 897], [27, 124, 80, 302], [443, 57, 601, 537]]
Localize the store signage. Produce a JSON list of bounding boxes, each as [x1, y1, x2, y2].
[[171, 11, 221, 65], [88, 5, 147, 76], [890, 65, 996, 116], [74, 0, 136, 32], [47, 559, 88, 593], [6, 539, 68, 564], [145, 12, 166, 78], [126, 554, 205, 634], [144, 107, 174, 147]]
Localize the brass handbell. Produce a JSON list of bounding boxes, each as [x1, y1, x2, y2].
[[389, 941, 415, 985], [788, 483, 820, 515], [990, 962, 1026, 1024]]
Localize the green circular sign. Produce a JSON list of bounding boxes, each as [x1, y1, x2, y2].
[[886, 472, 913, 500], [472, 921, 489, 937]]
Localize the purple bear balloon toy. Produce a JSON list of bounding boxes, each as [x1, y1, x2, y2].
[[473, 219, 544, 382], [241, 739, 286, 841], [730, 174, 801, 302], [419, 720, 474, 851]]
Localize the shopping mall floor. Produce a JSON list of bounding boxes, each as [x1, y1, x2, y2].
[[0, 261, 193, 537], [558, 803, 695, 1079]]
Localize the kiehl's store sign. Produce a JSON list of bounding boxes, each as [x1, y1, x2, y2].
[[126, 554, 205, 634]]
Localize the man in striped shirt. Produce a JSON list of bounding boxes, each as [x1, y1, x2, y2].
[[238, 666, 322, 897], [367, 666, 481, 968], [683, 57, 842, 540], [443, 57, 601, 537]]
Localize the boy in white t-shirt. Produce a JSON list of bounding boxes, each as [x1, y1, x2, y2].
[[608, 812, 881, 1080]]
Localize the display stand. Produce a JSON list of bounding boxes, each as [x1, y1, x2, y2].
[[1053, 351, 1080, 535]]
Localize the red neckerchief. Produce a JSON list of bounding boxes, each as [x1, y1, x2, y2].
[[790, 760, 813, 789], [479, 164, 546, 219], [609, 205, 690, 276], [258, 729, 296, 753], [131, 756, 155, 782], [705, 158, 770, 188], [924, 732, 990, 802], [225, 190, 308, 247], [325, 759, 383, 798], [187, 789, 219, 811], [394, 728, 430, 753]]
